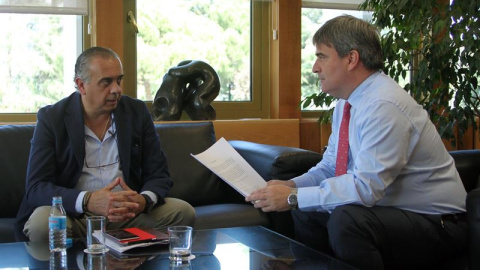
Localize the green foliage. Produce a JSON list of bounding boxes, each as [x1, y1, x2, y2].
[[0, 14, 71, 113], [302, 91, 336, 123], [301, 1, 480, 146], [358, 0, 480, 146], [137, 0, 250, 101]]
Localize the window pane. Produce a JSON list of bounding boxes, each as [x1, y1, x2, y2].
[[0, 1, 88, 15], [301, 8, 372, 110], [0, 13, 82, 113], [136, 0, 251, 102]]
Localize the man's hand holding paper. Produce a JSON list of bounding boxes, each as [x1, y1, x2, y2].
[[246, 180, 296, 212]]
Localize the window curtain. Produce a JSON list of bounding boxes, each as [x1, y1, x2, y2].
[[0, 0, 88, 15], [302, 0, 365, 9]]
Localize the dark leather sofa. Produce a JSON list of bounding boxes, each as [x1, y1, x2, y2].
[[2, 122, 479, 269], [454, 150, 480, 270], [0, 121, 322, 243]]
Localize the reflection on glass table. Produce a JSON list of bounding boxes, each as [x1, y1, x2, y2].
[[0, 226, 357, 270]]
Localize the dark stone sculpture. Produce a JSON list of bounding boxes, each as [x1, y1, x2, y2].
[[153, 60, 220, 121]]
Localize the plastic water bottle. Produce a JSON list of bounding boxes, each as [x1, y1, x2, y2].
[[49, 196, 67, 252], [49, 251, 67, 270]]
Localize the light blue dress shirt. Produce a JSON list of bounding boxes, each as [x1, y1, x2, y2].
[[293, 71, 467, 215], [74, 117, 157, 213]]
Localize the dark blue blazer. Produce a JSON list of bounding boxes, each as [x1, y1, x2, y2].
[[15, 92, 172, 240]]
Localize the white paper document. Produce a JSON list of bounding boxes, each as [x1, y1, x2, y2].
[[191, 137, 267, 197]]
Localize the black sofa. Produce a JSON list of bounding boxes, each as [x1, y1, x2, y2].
[[454, 150, 480, 270], [0, 121, 322, 243], [2, 122, 480, 269]]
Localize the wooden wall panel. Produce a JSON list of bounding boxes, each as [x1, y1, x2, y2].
[[299, 119, 331, 154], [270, 0, 302, 119], [213, 119, 300, 148], [300, 119, 321, 153], [93, 1, 125, 62], [154, 119, 300, 148], [278, 0, 302, 119]]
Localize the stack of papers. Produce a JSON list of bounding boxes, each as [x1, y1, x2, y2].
[[94, 229, 169, 253]]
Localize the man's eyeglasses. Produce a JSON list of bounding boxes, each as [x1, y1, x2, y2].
[[84, 156, 119, 169], [84, 130, 119, 169]]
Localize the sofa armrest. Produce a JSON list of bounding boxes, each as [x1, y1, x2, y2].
[[449, 149, 480, 192], [228, 140, 322, 181], [467, 188, 480, 270], [228, 140, 322, 238]]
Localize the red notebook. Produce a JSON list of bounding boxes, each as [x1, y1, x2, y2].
[[105, 228, 169, 246]]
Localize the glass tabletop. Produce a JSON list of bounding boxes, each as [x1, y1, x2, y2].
[[0, 226, 357, 269]]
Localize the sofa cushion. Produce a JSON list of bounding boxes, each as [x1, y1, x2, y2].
[[0, 125, 35, 218], [194, 204, 269, 230], [228, 140, 323, 181], [0, 218, 16, 243], [156, 122, 244, 206]]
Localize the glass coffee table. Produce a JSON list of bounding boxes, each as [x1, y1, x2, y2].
[[0, 226, 357, 269]]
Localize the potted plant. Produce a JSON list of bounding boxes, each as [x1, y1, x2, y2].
[[302, 0, 480, 147]]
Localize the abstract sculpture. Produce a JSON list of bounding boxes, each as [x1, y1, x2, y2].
[[152, 60, 220, 121]]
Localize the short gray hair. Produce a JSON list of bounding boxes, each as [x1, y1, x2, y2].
[[74, 47, 121, 88], [313, 15, 384, 71]]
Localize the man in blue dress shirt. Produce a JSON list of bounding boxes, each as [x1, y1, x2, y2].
[[247, 15, 467, 270]]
